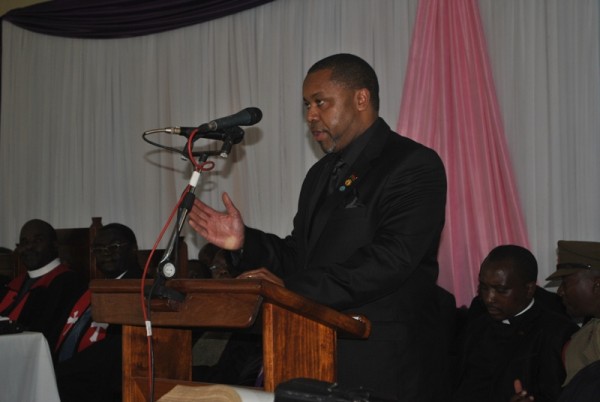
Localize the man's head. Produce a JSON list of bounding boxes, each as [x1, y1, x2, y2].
[[303, 53, 380, 154], [478, 245, 537, 321], [546, 241, 600, 318], [198, 243, 232, 279], [17, 219, 59, 271], [91, 223, 138, 278]]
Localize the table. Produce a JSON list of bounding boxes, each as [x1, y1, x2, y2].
[[0, 331, 61, 402]]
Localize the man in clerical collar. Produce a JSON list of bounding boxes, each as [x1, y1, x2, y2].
[[0, 219, 85, 350], [55, 222, 143, 402], [453, 245, 578, 402]]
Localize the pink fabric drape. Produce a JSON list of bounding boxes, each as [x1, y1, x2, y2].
[[398, 0, 530, 307]]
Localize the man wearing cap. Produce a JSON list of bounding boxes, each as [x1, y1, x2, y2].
[[547, 241, 600, 397], [513, 240, 600, 402]]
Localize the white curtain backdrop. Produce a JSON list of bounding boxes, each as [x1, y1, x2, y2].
[[1, 0, 599, 302], [479, 0, 600, 280]]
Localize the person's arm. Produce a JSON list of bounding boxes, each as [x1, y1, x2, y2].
[[188, 192, 245, 251]]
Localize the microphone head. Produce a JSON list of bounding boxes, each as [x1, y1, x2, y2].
[[244, 107, 263, 125]]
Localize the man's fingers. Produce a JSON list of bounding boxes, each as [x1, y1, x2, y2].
[[514, 379, 523, 394], [222, 192, 239, 215]]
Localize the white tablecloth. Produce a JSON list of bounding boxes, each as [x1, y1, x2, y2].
[[0, 331, 61, 402]]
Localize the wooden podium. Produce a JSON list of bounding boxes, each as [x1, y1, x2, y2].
[[90, 279, 371, 402]]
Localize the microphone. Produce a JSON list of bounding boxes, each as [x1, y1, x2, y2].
[[197, 107, 262, 133], [166, 125, 245, 144]]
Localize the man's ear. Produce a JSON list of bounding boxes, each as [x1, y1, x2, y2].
[[592, 277, 600, 294], [526, 281, 536, 298], [355, 88, 370, 111]]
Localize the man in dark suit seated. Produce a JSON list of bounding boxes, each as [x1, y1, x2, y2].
[[0, 247, 14, 286], [55, 223, 143, 402], [0, 219, 85, 349], [453, 245, 579, 402], [188, 53, 448, 401], [512, 240, 600, 402]]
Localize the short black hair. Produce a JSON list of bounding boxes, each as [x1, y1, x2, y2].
[[307, 53, 380, 112], [21, 219, 57, 243], [98, 223, 137, 247], [481, 244, 538, 283]]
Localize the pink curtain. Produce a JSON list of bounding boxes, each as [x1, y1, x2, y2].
[[398, 0, 529, 307]]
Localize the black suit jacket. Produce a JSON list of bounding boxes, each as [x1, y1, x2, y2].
[[241, 118, 447, 400], [453, 302, 579, 402]]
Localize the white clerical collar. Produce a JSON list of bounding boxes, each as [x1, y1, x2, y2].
[[27, 258, 61, 278], [502, 298, 535, 324]]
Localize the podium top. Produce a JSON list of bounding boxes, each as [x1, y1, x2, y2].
[[90, 279, 371, 339]]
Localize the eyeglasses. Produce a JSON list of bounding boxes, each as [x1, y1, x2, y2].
[[91, 242, 129, 255]]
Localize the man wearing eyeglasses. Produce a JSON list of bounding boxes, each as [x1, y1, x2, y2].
[[55, 223, 143, 402], [0, 219, 85, 349]]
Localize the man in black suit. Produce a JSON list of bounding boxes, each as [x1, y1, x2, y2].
[[188, 53, 447, 400]]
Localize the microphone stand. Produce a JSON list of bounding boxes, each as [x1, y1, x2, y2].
[[144, 152, 213, 303], [143, 132, 239, 303]]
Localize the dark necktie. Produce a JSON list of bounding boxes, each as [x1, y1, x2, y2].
[[328, 157, 346, 195]]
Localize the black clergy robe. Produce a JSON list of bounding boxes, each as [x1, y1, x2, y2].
[[453, 302, 579, 402]]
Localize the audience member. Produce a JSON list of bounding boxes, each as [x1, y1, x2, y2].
[[54, 223, 143, 402], [188, 53, 447, 400], [453, 245, 578, 402], [0, 247, 14, 286], [0, 219, 85, 349], [538, 241, 600, 402], [188, 242, 237, 279], [466, 284, 568, 321]]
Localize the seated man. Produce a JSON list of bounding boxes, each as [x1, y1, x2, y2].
[[512, 240, 600, 402], [0, 247, 14, 286], [55, 223, 143, 402], [197, 242, 235, 279], [0, 219, 85, 349], [546, 241, 600, 402], [453, 245, 579, 402]]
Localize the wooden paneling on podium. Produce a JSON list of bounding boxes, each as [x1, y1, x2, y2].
[[90, 279, 371, 402]]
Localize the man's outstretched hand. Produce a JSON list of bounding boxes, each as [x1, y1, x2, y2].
[[188, 192, 245, 250]]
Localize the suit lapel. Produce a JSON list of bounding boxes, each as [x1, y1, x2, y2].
[[306, 129, 391, 259], [304, 155, 335, 238]]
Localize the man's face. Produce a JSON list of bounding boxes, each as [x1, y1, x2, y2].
[[557, 271, 597, 318], [302, 69, 364, 154], [92, 229, 135, 278], [478, 263, 535, 321], [17, 222, 57, 270]]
